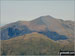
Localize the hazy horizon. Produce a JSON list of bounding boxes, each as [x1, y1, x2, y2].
[[1, 0, 74, 26]]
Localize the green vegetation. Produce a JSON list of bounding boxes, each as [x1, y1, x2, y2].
[[1, 33, 74, 55]]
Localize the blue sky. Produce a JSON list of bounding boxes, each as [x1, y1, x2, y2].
[[1, 0, 74, 26]]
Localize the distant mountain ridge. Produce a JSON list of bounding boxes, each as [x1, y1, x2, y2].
[[0, 15, 74, 41]]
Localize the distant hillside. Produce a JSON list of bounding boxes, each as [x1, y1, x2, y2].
[[1, 33, 74, 55], [0, 15, 74, 41]]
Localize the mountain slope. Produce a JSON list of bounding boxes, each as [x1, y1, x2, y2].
[[1, 33, 74, 55], [31, 15, 74, 39]]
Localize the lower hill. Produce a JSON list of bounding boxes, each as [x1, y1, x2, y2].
[[1, 32, 74, 55]]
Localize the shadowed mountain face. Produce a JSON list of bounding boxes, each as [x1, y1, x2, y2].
[[1, 23, 32, 40], [0, 15, 74, 41], [38, 31, 67, 41]]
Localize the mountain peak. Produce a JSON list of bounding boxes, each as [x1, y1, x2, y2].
[[30, 15, 57, 26], [41, 15, 55, 19]]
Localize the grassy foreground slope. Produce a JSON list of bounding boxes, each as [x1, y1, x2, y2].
[[1, 33, 74, 55]]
